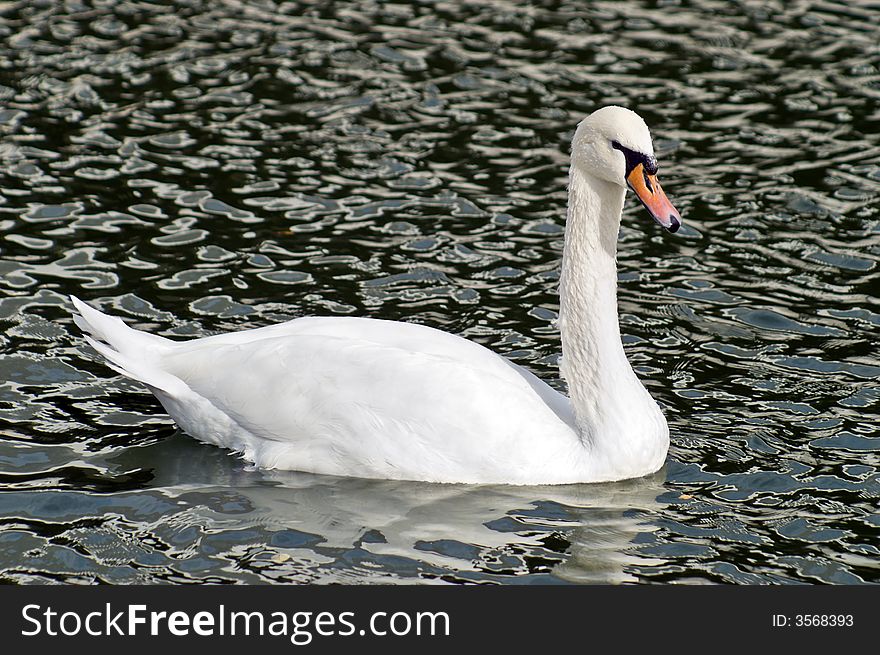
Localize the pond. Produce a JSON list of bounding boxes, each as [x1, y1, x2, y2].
[[0, 0, 878, 584]]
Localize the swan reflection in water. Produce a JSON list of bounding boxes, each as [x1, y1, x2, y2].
[[104, 433, 667, 584]]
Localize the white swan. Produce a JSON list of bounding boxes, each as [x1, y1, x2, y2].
[[71, 106, 682, 485]]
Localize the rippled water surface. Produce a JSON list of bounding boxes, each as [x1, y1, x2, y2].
[[1, 0, 878, 584]]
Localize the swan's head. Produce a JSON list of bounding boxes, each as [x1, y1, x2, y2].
[[572, 106, 682, 232]]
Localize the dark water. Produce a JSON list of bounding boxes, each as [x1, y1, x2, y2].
[[1, 0, 878, 584]]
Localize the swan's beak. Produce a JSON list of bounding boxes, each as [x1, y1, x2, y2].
[[626, 164, 682, 233]]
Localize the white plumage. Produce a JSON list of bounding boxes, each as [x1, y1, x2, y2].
[[71, 106, 681, 485]]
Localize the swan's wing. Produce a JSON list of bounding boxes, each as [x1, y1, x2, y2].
[[190, 316, 574, 425], [157, 317, 578, 483]]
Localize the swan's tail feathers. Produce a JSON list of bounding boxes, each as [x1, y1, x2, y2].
[[70, 296, 168, 352], [70, 295, 187, 396]]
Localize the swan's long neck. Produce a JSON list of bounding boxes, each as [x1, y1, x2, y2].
[[558, 165, 667, 471]]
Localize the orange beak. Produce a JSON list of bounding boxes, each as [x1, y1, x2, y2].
[[626, 164, 681, 232]]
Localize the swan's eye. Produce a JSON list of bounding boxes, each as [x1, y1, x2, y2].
[[611, 140, 657, 177]]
